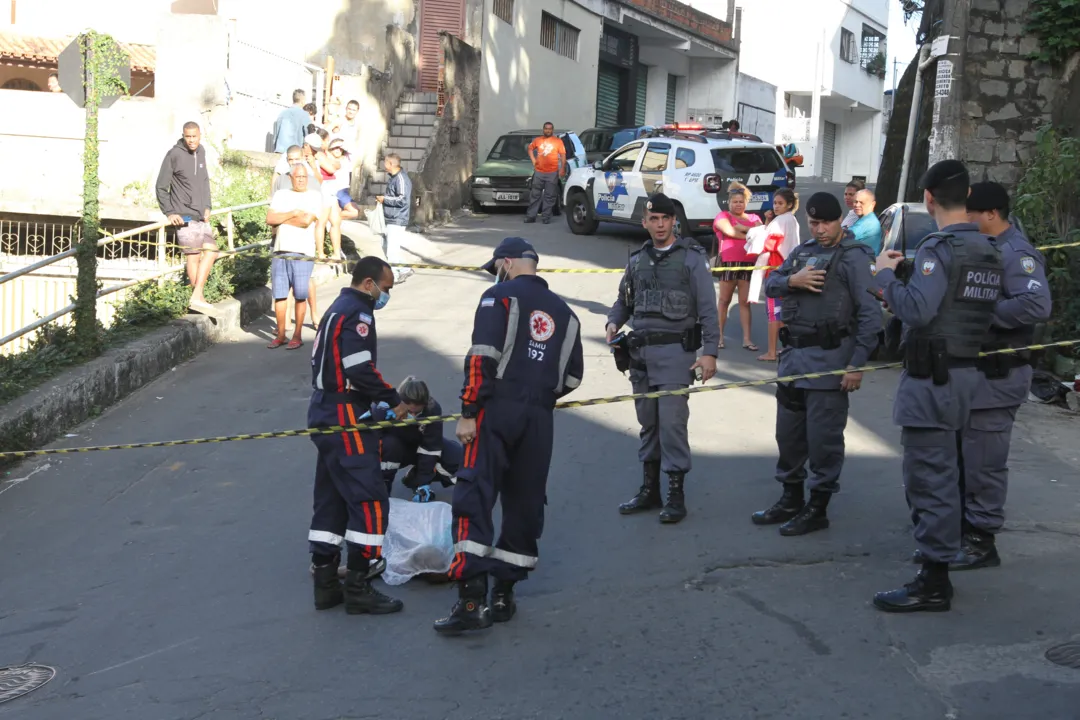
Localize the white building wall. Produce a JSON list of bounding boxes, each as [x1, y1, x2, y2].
[[687, 57, 736, 124], [478, 0, 602, 161], [643, 64, 669, 124], [639, 44, 691, 125], [734, 73, 776, 141]]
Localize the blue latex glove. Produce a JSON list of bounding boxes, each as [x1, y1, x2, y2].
[[412, 485, 435, 503]]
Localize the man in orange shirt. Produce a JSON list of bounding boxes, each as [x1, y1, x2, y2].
[[525, 122, 565, 224]]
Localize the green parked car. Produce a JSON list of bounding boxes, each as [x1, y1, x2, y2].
[[469, 130, 588, 213]]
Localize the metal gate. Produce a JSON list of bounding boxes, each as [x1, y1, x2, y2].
[[737, 102, 776, 144], [227, 36, 324, 153], [419, 0, 464, 91], [596, 63, 621, 126], [634, 63, 648, 125], [665, 74, 677, 123], [821, 121, 838, 181]]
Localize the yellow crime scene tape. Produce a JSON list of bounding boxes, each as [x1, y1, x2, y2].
[[1, 339, 1076, 461]]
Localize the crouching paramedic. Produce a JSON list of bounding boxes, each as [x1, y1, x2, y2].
[[434, 237, 584, 635], [308, 256, 408, 615], [380, 376, 464, 502]]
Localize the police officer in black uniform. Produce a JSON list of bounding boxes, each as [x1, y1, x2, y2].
[[751, 192, 880, 535], [607, 193, 719, 524], [871, 160, 1004, 613], [308, 256, 408, 615], [434, 237, 584, 635], [380, 376, 464, 502]]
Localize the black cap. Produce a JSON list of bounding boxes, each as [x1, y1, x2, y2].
[[805, 192, 843, 221], [644, 192, 677, 216], [967, 181, 1010, 212], [921, 159, 969, 191], [481, 236, 539, 275]]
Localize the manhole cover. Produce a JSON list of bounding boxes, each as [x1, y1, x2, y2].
[[0, 664, 56, 704], [1045, 641, 1080, 670]]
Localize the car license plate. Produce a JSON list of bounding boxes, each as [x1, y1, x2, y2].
[[750, 192, 770, 204], [494, 192, 520, 201]]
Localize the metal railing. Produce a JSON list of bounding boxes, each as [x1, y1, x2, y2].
[[0, 202, 270, 353]]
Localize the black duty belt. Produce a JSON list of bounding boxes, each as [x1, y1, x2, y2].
[[627, 331, 684, 349], [904, 358, 978, 370], [314, 390, 364, 403], [781, 329, 850, 349]]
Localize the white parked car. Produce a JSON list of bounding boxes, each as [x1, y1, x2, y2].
[[562, 126, 793, 239]]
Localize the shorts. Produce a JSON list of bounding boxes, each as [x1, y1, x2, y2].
[[271, 253, 314, 301], [766, 297, 783, 322], [176, 220, 214, 255], [715, 259, 753, 283]]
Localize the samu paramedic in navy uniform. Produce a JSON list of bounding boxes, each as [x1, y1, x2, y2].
[[947, 181, 1051, 570], [434, 237, 584, 635], [751, 192, 879, 537], [308, 256, 408, 616], [380, 375, 464, 502], [871, 161, 1003, 614]]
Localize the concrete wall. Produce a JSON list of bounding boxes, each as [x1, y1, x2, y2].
[[959, 0, 1053, 189], [415, 33, 481, 220], [687, 57, 736, 123], [821, 106, 882, 182], [478, 0, 602, 161], [638, 44, 691, 125], [736, 72, 777, 141]]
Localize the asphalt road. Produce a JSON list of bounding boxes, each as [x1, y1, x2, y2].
[[2, 203, 1080, 720]]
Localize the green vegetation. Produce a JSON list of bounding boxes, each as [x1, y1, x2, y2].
[[1026, 0, 1080, 66], [1013, 125, 1080, 359]]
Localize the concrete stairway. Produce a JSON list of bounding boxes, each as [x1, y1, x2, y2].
[[365, 91, 438, 201]]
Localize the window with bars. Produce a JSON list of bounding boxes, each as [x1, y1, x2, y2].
[[860, 25, 885, 67], [493, 0, 513, 25], [839, 28, 857, 64], [541, 12, 579, 61]]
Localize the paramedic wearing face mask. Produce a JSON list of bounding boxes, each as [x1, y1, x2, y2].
[[434, 237, 584, 636], [307, 256, 409, 617]]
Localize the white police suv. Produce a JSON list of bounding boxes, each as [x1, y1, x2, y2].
[[562, 125, 793, 238]]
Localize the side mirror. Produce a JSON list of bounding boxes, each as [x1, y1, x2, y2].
[[593, 160, 604, 170]]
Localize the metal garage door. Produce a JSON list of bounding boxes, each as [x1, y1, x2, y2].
[[596, 63, 621, 127], [419, 0, 464, 91], [821, 121, 838, 181], [635, 63, 648, 125], [665, 74, 677, 123]]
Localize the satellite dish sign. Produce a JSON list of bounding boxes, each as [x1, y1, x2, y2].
[[57, 34, 131, 109]]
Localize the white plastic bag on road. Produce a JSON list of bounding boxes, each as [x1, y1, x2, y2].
[[382, 497, 454, 585]]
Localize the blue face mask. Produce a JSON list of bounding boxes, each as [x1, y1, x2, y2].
[[372, 286, 390, 310]]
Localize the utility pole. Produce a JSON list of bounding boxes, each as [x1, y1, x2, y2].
[[927, 0, 971, 165]]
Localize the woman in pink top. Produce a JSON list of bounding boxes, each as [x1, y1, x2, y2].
[[713, 182, 763, 350]]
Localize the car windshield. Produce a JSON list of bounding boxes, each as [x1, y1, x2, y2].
[[711, 148, 783, 174], [906, 211, 938, 253], [487, 135, 533, 161]]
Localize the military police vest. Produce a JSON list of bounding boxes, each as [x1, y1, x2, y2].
[[912, 232, 1003, 359], [780, 240, 858, 345], [630, 244, 693, 321]]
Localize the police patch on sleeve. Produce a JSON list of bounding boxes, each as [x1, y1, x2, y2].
[[1020, 256, 1036, 274], [357, 312, 373, 324], [356, 322, 370, 338], [481, 298, 495, 308], [870, 263, 877, 275], [921, 260, 936, 275], [529, 310, 555, 342], [1028, 279, 1042, 290]]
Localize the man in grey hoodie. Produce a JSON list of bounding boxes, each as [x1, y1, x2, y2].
[[156, 121, 216, 313]]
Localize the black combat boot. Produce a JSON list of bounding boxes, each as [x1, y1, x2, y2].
[[491, 578, 517, 623], [873, 561, 953, 613], [312, 555, 344, 611], [950, 528, 1001, 571], [659, 473, 687, 524], [344, 557, 404, 615], [434, 574, 493, 636], [779, 490, 830, 536], [618, 461, 663, 515], [751, 483, 804, 525]]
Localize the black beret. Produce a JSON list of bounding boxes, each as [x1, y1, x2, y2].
[[805, 192, 843, 221], [921, 159, 969, 191], [645, 192, 677, 216], [967, 181, 1010, 212]]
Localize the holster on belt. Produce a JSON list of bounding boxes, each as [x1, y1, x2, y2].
[[976, 343, 1012, 379], [611, 334, 631, 374], [681, 324, 703, 352], [905, 338, 953, 385], [775, 382, 807, 412]]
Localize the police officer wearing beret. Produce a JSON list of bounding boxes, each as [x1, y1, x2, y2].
[[871, 160, 1004, 613], [606, 193, 720, 523], [947, 181, 1051, 569], [436, 237, 584, 634], [751, 192, 880, 535]]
